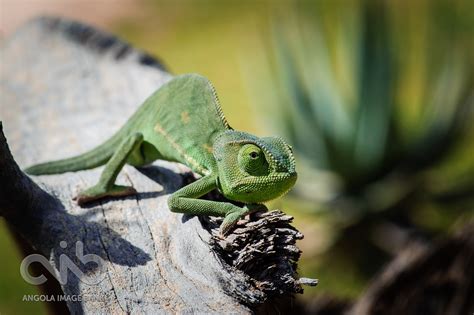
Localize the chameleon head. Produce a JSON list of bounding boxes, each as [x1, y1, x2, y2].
[[213, 130, 297, 204]]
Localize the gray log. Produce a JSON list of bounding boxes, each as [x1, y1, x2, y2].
[[0, 17, 313, 314]]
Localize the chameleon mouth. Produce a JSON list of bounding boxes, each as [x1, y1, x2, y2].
[[230, 171, 298, 203], [233, 171, 297, 187]]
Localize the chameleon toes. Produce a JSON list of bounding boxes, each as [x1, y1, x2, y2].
[[220, 210, 246, 236], [74, 185, 137, 206]]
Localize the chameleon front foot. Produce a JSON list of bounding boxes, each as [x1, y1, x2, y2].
[[220, 210, 245, 236], [220, 204, 268, 236], [74, 184, 137, 205]]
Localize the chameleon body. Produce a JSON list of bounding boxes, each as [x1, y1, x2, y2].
[[25, 74, 297, 234]]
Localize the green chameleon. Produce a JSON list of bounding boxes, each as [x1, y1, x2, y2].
[[25, 74, 297, 234]]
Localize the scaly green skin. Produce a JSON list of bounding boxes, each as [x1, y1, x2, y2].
[[25, 74, 297, 234]]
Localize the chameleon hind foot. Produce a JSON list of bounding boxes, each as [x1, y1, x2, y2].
[[74, 184, 137, 205]]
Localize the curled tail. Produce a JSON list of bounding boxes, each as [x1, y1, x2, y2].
[[25, 136, 121, 175]]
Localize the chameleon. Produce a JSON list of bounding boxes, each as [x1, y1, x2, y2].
[[25, 74, 297, 234]]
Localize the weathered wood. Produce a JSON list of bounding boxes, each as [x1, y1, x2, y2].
[[0, 17, 313, 314]]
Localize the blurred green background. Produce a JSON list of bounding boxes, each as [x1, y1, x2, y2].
[[1, 0, 473, 314]]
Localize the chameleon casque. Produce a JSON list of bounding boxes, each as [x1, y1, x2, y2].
[[26, 74, 297, 234]]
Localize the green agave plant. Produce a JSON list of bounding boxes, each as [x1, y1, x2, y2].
[[246, 0, 474, 296], [251, 0, 473, 217]]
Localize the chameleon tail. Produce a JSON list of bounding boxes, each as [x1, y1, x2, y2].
[[25, 137, 120, 175]]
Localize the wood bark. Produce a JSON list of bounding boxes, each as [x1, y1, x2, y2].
[[0, 17, 313, 314]]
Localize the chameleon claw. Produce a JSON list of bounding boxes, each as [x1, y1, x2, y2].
[[74, 185, 137, 206], [219, 204, 268, 236], [219, 211, 242, 236], [245, 203, 268, 214]]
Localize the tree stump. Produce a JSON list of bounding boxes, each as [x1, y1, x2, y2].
[[0, 17, 315, 314]]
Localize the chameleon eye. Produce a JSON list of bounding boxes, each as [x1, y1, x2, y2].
[[238, 144, 269, 176]]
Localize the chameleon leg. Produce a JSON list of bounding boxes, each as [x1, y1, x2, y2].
[[168, 175, 266, 235], [75, 132, 144, 205]]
